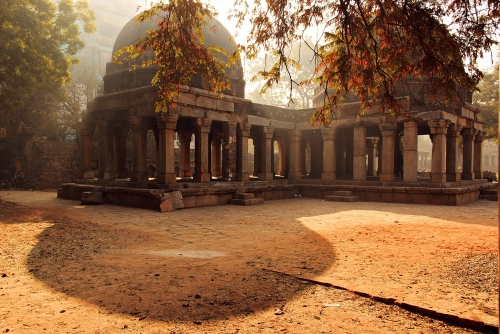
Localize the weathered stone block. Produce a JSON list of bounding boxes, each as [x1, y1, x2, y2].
[[160, 198, 175, 212], [234, 193, 255, 200], [334, 191, 353, 196], [325, 195, 359, 202]]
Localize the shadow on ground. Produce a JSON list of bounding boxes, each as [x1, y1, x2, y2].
[[25, 202, 336, 323]]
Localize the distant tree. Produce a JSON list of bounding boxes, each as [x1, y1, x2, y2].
[[0, 0, 95, 136], [246, 38, 317, 109], [473, 65, 499, 141]]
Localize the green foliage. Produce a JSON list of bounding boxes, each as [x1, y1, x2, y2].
[[114, 0, 239, 113], [0, 0, 95, 135], [232, 0, 500, 125], [474, 65, 499, 141]]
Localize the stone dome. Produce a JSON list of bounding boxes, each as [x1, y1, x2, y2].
[[104, 12, 245, 97]]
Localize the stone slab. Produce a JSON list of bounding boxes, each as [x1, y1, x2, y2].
[[161, 191, 185, 209], [325, 195, 360, 202], [159, 198, 175, 212], [334, 191, 353, 196], [234, 193, 255, 200], [228, 198, 264, 206]]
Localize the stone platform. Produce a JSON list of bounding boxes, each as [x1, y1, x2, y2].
[[57, 178, 497, 211]]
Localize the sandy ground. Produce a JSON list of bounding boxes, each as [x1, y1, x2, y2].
[[0, 190, 498, 333]]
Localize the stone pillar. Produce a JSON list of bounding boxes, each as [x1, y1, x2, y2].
[[156, 113, 178, 185], [461, 128, 476, 180], [252, 138, 260, 177], [378, 124, 398, 182], [211, 135, 223, 178], [193, 118, 212, 183], [321, 128, 337, 181], [288, 130, 302, 180], [353, 126, 367, 181], [179, 132, 193, 178], [129, 116, 148, 182], [258, 126, 275, 181], [403, 121, 418, 182], [97, 120, 115, 181], [114, 123, 129, 179], [276, 140, 287, 176], [377, 140, 382, 175], [474, 131, 485, 179], [446, 124, 463, 182], [428, 120, 449, 183], [237, 123, 252, 182], [77, 122, 96, 179], [367, 138, 378, 177], [222, 122, 237, 181]]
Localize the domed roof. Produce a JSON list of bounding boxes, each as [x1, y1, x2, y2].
[[113, 13, 242, 78]]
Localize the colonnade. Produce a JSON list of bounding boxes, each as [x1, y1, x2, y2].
[[77, 117, 485, 185]]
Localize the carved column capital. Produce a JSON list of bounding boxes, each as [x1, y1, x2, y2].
[[447, 123, 463, 137], [321, 128, 337, 140], [428, 120, 449, 134], [461, 127, 477, 141], [156, 113, 179, 130], [379, 123, 398, 136], [288, 130, 302, 143], [238, 122, 252, 137], [193, 118, 212, 133]]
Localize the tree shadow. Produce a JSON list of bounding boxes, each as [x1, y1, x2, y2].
[[26, 202, 336, 323]]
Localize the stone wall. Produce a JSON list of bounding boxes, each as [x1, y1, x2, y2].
[[25, 141, 80, 190]]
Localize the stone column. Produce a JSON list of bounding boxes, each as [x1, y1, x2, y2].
[[258, 126, 275, 181], [77, 122, 96, 179], [378, 124, 398, 182], [129, 116, 148, 182], [288, 130, 302, 180], [366, 138, 379, 177], [222, 122, 237, 181], [252, 137, 260, 177], [237, 123, 252, 182], [193, 118, 212, 183], [211, 134, 223, 178], [428, 120, 449, 183], [276, 140, 287, 176], [114, 123, 129, 179], [97, 120, 115, 181], [474, 131, 485, 179], [377, 139, 382, 175], [179, 132, 193, 178], [403, 121, 418, 182], [446, 124, 463, 182], [461, 128, 476, 180], [353, 126, 367, 181], [321, 128, 337, 181], [156, 113, 178, 185], [300, 141, 306, 176]]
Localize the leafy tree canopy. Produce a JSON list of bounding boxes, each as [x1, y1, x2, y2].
[[231, 0, 499, 124], [473, 64, 498, 141], [114, 0, 240, 113], [0, 0, 95, 129]]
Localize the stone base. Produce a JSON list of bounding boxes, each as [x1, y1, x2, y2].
[[131, 172, 148, 182], [325, 195, 359, 202], [380, 173, 395, 182], [431, 173, 446, 183], [461, 172, 475, 180], [258, 172, 273, 181], [81, 191, 104, 205], [98, 171, 115, 181], [321, 173, 336, 181], [228, 198, 264, 206]]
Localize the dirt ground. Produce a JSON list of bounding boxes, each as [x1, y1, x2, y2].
[[0, 190, 498, 333]]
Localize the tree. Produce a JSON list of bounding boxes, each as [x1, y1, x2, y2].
[[231, 0, 500, 124], [473, 65, 498, 141], [247, 38, 317, 108], [114, 0, 239, 113], [0, 0, 95, 134]]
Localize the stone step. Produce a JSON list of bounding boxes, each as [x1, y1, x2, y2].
[[234, 192, 255, 200], [334, 191, 354, 196], [479, 195, 498, 201], [228, 198, 264, 206], [325, 195, 360, 202], [480, 189, 498, 196], [81, 191, 104, 205]]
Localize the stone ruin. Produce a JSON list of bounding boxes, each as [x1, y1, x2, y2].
[[58, 13, 497, 210]]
